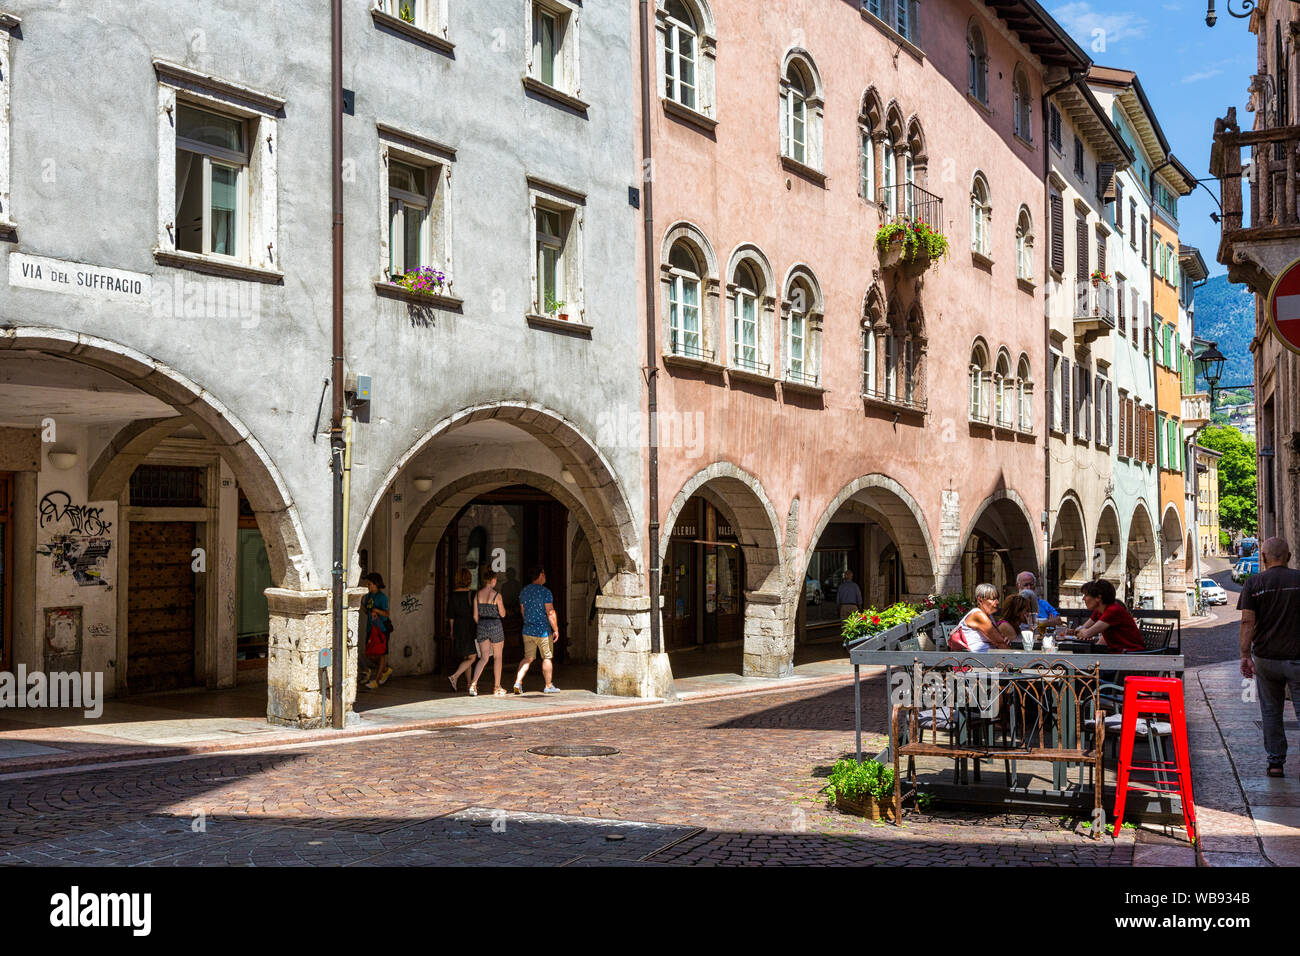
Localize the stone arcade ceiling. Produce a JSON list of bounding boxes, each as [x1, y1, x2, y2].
[[0, 350, 177, 428]]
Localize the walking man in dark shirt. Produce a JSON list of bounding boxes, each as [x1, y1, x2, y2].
[[1239, 537, 1300, 777]]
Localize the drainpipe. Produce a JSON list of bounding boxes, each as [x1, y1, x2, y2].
[[1041, 72, 1085, 594], [638, 0, 662, 656], [329, 0, 346, 728]]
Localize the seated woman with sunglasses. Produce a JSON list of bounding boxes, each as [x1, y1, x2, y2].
[[1066, 578, 1143, 652], [948, 583, 1013, 651]]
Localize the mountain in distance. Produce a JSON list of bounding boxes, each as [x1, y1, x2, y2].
[[1193, 274, 1256, 391]]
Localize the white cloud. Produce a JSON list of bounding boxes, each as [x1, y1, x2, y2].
[[1182, 68, 1224, 83], [1051, 1, 1149, 48]]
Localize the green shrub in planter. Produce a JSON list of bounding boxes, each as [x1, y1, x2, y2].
[[826, 757, 896, 819], [841, 601, 918, 644]]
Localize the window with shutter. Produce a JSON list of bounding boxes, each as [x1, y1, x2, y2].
[[1116, 182, 1124, 231], [1094, 373, 1103, 442], [1049, 104, 1062, 150], [1084, 370, 1092, 441], [1048, 352, 1059, 431], [1061, 356, 1071, 435], [1097, 232, 1106, 274], [1095, 163, 1116, 201], [1140, 406, 1149, 464], [1106, 382, 1114, 447], [1148, 409, 1157, 465], [1119, 398, 1127, 457], [1076, 215, 1089, 278], [1117, 276, 1126, 332], [1050, 193, 1065, 274]]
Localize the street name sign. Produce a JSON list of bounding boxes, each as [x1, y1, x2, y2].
[[8, 253, 151, 305]]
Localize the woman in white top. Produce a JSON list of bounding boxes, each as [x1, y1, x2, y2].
[[950, 583, 1012, 651]]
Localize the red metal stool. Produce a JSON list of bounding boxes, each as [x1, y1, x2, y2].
[[1111, 676, 1197, 844]]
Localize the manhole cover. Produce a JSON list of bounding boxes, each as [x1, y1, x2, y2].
[[527, 745, 620, 757]]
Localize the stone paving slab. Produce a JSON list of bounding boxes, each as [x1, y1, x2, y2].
[[0, 680, 1135, 867]]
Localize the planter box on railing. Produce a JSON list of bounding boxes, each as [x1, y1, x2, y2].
[[843, 607, 939, 652]]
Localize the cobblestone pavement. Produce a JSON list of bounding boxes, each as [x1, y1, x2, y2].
[[1181, 557, 1242, 668], [0, 677, 1141, 866]]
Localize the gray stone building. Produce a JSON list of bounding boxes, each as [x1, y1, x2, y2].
[[0, 1, 659, 726]]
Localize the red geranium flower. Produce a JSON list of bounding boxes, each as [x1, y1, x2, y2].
[[872, 616, 881, 625]]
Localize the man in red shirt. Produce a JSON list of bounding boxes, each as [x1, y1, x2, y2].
[[1070, 579, 1143, 652]]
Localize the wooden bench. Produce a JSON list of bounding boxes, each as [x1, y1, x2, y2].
[[890, 658, 1106, 832]]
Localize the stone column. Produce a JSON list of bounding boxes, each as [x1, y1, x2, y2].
[[742, 590, 794, 678], [939, 489, 964, 595], [595, 593, 675, 699], [265, 587, 364, 727]]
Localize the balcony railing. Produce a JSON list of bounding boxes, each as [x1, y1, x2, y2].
[[1073, 280, 1115, 337], [1182, 392, 1211, 426], [784, 367, 820, 388], [731, 348, 770, 377], [862, 385, 927, 414], [666, 337, 715, 363], [878, 183, 943, 231]]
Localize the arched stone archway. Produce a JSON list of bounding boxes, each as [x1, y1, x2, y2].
[[1050, 493, 1089, 608], [803, 474, 938, 611], [0, 327, 322, 725], [660, 463, 789, 678], [1126, 501, 1160, 609], [1093, 501, 1124, 584], [961, 489, 1040, 597], [356, 401, 640, 592], [1161, 504, 1187, 612], [354, 402, 665, 698]]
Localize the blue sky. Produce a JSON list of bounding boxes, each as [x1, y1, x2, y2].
[[1049, 0, 1256, 276]]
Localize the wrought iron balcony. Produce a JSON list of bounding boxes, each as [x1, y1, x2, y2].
[[784, 367, 820, 388], [1210, 104, 1300, 288], [730, 348, 771, 378], [879, 183, 943, 230], [1073, 280, 1116, 339], [665, 337, 716, 364], [862, 384, 927, 415]]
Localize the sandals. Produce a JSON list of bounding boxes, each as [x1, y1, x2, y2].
[[468, 684, 478, 697], [1268, 763, 1285, 778], [448, 676, 459, 692]]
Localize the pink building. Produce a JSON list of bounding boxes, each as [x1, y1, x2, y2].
[[638, 0, 1091, 677]]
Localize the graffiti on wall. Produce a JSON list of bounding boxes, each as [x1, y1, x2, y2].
[[38, 492, 113, 588], [39, 491, 112, 535]]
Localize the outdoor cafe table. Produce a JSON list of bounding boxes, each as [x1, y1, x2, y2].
[[848, 635, 1185, 806]]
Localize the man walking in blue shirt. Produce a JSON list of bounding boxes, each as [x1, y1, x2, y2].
[[514, 565, 560, 695]]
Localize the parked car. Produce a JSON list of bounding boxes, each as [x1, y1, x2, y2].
[[1199, 579, 1229, 606], [1232, 557, 1259, 582]]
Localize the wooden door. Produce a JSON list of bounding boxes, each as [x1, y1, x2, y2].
[[128, 521, 198, 693]]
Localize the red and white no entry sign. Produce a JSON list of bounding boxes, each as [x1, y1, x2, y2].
[[1268, 256, 1300, 356]]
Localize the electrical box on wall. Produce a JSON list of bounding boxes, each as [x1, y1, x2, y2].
[[345, 372, 372, 424]]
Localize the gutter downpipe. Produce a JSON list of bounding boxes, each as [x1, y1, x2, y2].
[[330, 0, 346, 728], [638, 0, 662, 659], [1041, 71, 1085, 595]]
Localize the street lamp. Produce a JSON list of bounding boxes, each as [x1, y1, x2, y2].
[[1196, 342, 1227, 403], [1205, 0, 1259, 27]]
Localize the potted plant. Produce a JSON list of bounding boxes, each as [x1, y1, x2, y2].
[[875, 220, 950, 277], [922, 592, 972, 624], [1089, 269, 1111, 286], [825, 756, 897, 821], [391, 266, 447, 297], [398, 1, 416, 24], [842, 601, 919, 647], [545, 294, 569, 321]]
